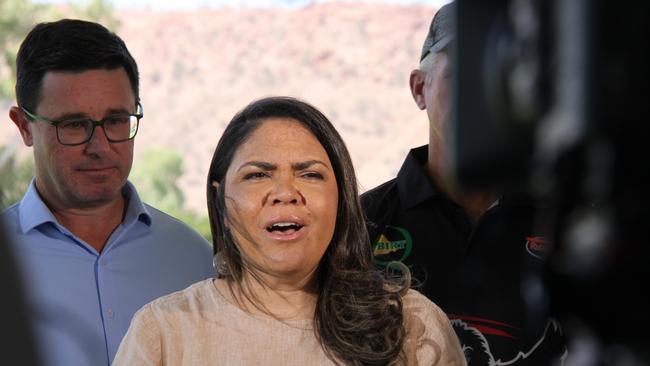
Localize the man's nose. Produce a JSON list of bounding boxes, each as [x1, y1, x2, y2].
[[84, 125, 111, 153]]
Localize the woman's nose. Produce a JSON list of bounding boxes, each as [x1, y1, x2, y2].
[[268, 177, 304, 205]]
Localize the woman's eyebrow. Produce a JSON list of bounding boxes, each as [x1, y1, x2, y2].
[[292, 160, 329, 170], [237, 161, 277, 172], [236, 160, 329, 172]]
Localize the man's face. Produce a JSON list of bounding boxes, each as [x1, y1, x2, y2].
[[21, 68, 136, 209]]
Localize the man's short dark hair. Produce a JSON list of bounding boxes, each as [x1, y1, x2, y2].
[[15, 19, 139, 111]]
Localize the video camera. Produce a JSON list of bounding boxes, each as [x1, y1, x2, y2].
[[451, 0, 649, 362]]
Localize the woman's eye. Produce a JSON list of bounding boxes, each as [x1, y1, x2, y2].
[[243, 172, 268, 180], [301, 172, 324, 180]]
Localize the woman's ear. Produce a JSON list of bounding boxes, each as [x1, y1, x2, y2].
[[212, 181, 220, 189]]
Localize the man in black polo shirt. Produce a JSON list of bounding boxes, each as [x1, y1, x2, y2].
[[361, 3, 567, 364]]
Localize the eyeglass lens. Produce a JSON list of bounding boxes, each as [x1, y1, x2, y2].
[[57, 115, 139, 145]]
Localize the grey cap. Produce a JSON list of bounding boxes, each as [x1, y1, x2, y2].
[[420, 2, 456, 61]]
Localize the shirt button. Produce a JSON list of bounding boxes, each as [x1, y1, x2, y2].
[[107, 309, 115, 319]]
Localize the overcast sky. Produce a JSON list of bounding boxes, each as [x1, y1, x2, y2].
[[36, 0, 452, 11]]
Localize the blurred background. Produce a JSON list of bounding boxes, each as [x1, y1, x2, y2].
[[0, 0, 446, 240]]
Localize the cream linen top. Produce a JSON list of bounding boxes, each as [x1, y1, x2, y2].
[[113, 279, 466, 365]]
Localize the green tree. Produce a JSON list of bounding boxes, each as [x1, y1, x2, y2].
[[130, 148, 185, 210], [0, 0, 45, 98], [130, 148, 212, 242], [0, 144, 33, 209]]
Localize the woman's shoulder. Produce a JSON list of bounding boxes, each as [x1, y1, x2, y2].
[[402, 289, 452, 331], [140, 278, 218, 318], [402, 289, 446, 318], [401, 289, 468, 365]]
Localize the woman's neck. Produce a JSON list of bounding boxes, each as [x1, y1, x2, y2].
[[217, 273, 319, 321]]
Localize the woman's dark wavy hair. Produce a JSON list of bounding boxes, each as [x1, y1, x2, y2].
[[15, 19, 139, 112], [207, 96, 408, 365]]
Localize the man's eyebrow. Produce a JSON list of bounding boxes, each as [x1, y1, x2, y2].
[[237, 161, 277, 172], [49, 112, 87, 121], [106, 107, 131, 115], [50, 108, 132, 121], [292, 160, 329, 171]]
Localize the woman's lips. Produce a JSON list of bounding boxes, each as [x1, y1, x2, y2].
[[264, 225, 306, 241], [264, 218, 307, 241]]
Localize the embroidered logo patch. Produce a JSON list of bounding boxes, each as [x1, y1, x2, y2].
[[525, 236, 553, 259], [372, 225, 413, 265]]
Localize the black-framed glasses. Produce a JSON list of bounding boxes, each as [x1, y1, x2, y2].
[[21, 103, 143, 146]]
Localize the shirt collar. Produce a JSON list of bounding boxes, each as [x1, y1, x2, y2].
[[18, 179, 152, 234], [396, 145, 442, 209], [18, 180, 58, 234], [122, 181, 153, 227]]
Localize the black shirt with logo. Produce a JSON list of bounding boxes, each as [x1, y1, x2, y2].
[[361, 145, 566, 365]]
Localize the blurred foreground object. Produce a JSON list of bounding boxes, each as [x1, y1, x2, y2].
[[0, 222, 40, 365], [452, 0, 650, 363]]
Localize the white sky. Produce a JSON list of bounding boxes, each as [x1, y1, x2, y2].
[[36, 0, 452, 11]]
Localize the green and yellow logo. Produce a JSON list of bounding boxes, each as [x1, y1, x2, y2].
[[372, 225, 413, 266]]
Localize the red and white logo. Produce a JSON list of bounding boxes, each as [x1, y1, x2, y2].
[[525, 236, 553, 259]]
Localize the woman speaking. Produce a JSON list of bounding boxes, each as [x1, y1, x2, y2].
[[113, 97, 466, 365]]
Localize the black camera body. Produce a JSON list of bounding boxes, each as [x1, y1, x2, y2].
[[452, 0, 650, 361]]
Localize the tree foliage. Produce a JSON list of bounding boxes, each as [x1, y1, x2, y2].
[[130, 148, 212, 242], [130, 148, 185, 210], [0, 144, 33, 209], [0, 0, 44, 98]]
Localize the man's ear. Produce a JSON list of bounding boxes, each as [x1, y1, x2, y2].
[[409, 69, 427, 111], [9, 107, 34, 147]]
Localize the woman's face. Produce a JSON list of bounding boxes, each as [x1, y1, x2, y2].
[[223, 117, 339, 284]]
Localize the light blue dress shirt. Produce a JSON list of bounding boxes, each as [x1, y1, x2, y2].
[[1, 180, 214, 365]]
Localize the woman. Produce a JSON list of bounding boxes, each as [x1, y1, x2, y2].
[[113, 97, 466, 365]]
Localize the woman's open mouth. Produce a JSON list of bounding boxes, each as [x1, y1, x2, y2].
[[264, 219, 306, 241], [266, 222, 304, 234]]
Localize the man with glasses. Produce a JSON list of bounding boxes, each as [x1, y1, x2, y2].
[[2, 19, 214, 366]]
